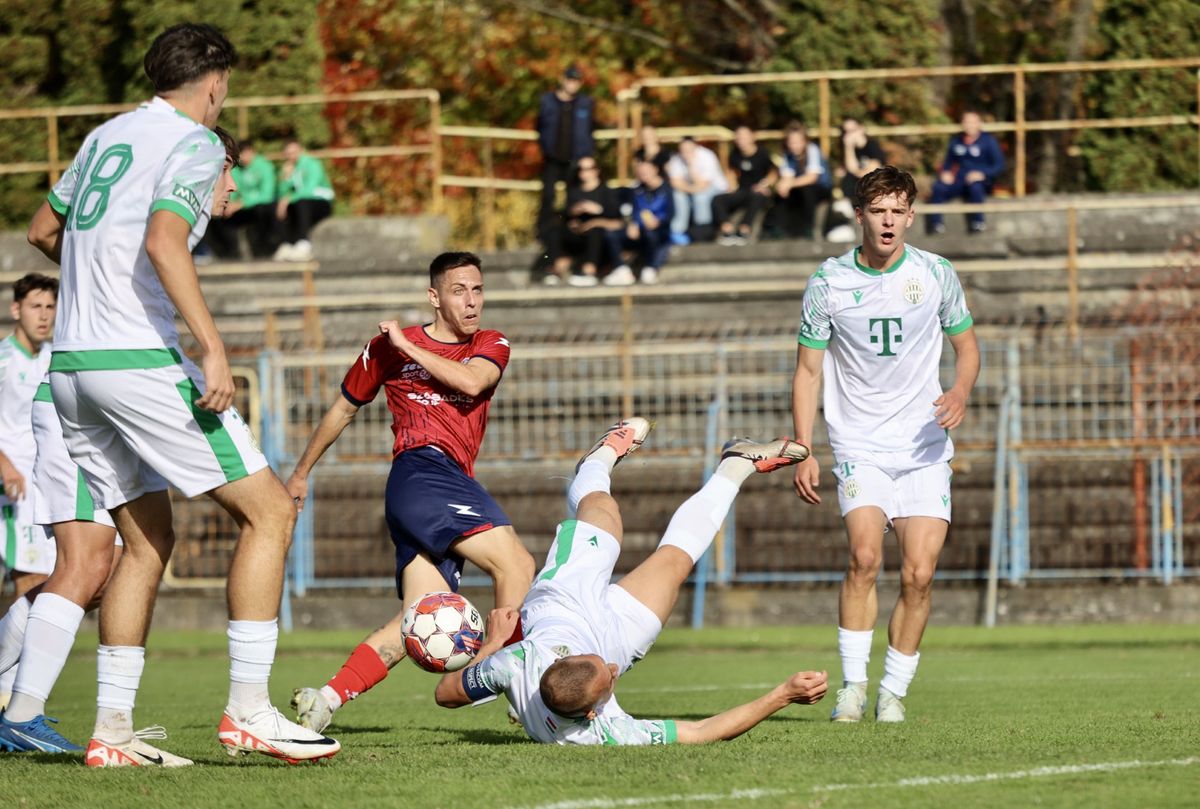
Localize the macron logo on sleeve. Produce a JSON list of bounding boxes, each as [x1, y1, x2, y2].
[[361, 342, 371, 369], [497, 338, 509, 347]]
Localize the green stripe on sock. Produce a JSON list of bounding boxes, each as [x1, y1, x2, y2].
[[537, 520, 578, 583], [75, 467, 96, 521], [174, 378, 248, 483]]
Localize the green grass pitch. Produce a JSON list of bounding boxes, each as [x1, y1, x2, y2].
[[1, 624, 1196, 808]]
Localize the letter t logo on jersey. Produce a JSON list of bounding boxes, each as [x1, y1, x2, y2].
[[868, 317, 903, 357]]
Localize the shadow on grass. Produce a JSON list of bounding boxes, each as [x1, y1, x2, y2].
[[415, 726, 533, 745], [326, 725, 395, 735]]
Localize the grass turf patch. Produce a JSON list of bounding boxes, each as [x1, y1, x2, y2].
[[0, 624, 1196, 808]]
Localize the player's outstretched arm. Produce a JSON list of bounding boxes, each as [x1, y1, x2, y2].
[[27, 202, 66, 264], [435, 607, 519, 709], [791, 345, 824, 504], [378, 321, 501, 397], [285, 397, 360, 511], [673, 670, 828, 744], [145, 210, 233, 413], [934, 327, 980, 430]]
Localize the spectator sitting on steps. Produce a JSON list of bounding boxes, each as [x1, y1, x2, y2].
[[274, 139, 334, 262], [926, 111, 1005, 235]]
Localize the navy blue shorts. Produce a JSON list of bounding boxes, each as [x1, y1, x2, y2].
[[385, 446, 511, 597]]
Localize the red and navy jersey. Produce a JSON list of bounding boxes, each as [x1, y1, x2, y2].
[[340, 325, 510, 476]]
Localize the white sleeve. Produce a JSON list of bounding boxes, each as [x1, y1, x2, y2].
[[149, 129, 225, 227], [934, 257, 974, 334], [48, 136, 94, 215]]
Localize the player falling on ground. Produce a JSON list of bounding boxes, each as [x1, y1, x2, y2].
[[435, 418, 828, 745], [0, 274, 58, 706], [791, 166, 979, 723], [25, 23, 338, 766], [0, 130, 240, 759], [288, 251, 534, 733]]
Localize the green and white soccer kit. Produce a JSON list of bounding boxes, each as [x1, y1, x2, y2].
[[0, 336, 56, 574], [798, 245, 973, 522], [32, 376, 131, 531], [47, 97, 266, 508], [462, 520, 677, 746]]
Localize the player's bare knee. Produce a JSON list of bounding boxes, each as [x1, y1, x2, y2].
[[900, 564, 936, 595], [847, 546, 881, 579], [241, 483, 297, 545]]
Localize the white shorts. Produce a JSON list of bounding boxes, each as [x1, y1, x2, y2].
[[32, 390, 119, 529], [522, 520, 662, 674], [833, 454, 952, 524], [1, 485, 56, 576], [49, 349, 267, 509]]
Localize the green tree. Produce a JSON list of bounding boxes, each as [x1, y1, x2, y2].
[[1075, 0, 1200, 191], [0, 2, 326, 229]]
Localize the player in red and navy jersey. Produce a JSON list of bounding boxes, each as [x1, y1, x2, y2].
[[286, 251, 535, 733]]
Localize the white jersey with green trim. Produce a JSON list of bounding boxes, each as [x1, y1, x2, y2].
[[0, 336, 52, 475], [49, 96, 222, 353], [464, 639, 677, 746], [798, 245, 973, 458]]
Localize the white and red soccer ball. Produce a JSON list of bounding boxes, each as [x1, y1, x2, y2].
[[401, 591, 485, 673]]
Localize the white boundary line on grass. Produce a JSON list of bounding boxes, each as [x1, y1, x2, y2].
[[507, 757, 1200, 809]]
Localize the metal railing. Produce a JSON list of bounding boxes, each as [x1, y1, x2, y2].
[[190, 324, 1195, 595], [3, 58, 1198, 249], [615, 58, 1200, 195]]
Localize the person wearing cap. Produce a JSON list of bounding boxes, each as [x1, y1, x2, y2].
[[536, 63, 596, 261]]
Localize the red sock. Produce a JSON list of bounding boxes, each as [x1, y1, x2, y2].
[[325, 643, 389, 705]]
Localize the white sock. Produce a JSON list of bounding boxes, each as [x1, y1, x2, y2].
[[568, 460, 612, 511], [0, 594, 32, 676], [838, 627, 873, 684], [319, 684, 343, 709], [879, 645, 920, 698], [658, 475, 740, 563], [227, 619, 277, 715], [714, 455, 757, 486], [6, 594, 85, 722], [95, 645, 145, 742], [0, 664, 16, 701]]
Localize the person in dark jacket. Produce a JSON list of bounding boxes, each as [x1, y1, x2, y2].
[[607, 159, 674, 287], [536, 64, 596, 245], [926, 111, 1005, 234]]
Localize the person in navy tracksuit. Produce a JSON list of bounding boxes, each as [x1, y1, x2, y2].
[[926, 111, 1005, 234]]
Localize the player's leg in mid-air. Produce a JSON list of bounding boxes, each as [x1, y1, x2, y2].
[[539, 418, 808, 712], [293, 448, 534, 733], [612, 434, 808, 627]]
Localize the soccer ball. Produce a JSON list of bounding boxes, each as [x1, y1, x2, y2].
[[401, 591, 485, 673]]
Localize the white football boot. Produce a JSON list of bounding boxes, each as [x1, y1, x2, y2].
[[219, 704, 340, 764], [86, 726, 194, 767], [720, 437, 810, 473], [875, 687, 906, 723], [830, 681, 868, 723]]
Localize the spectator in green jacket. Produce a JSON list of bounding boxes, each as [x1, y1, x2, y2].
[[207, 139, 277, 259], [274, 139, 334, 262]]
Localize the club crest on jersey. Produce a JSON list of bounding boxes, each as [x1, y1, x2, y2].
[[903, 278, 925, 305]]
